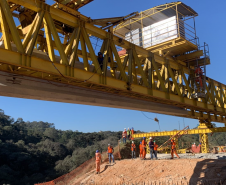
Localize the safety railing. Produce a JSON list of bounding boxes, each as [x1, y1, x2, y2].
[[123, 16, 198, 49]]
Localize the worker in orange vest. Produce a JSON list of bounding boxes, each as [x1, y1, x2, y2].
[[131, 127, 135, 140], [107, 144, 115, 164], [153, 141, 158, 160], [171, 139, 180, 159], [122, 128, 127, 144], [195, 65, 203, 88], [142, 137, 147, 160], [139, 141, 143, 158], [131, 141, 136, 159], [95, 150, 102, 174]]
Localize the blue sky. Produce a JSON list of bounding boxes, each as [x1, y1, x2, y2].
[[0, 0, 226, 132]]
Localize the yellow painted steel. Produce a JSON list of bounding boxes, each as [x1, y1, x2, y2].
[[132, 127, 226, 139], [177, 149, 187, 154], [0, 0, 226, 126], [133, 122, 226, 153], [200, 133, 209, 153]]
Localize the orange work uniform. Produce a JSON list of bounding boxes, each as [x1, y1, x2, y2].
[[131, 129, 134, 140], [107, 146, 115, 163], [154, 144, 158, 151], [142, 140, 147, 159], [122, 131, 127, 138], [154, 143, 158, 159], [131, 143, 136, 159], [171, 141, 180, 159], [195, 67, 203, 88], [108, 146, 113, 153], [139, 144, 143, 158], [95, 152, 101, 172], [131, 143, 136, 151]]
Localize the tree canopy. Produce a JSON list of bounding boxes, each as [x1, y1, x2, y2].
[[0, 110, 121, 185]]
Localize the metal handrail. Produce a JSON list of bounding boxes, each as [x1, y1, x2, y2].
[[124, 20, 197, 48]]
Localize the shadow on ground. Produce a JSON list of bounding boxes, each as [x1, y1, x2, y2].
[[189, 158, 226, 184], [100, 164, 111, 174]]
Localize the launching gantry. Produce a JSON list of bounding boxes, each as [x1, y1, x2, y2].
[[0, 0, 225, 149]]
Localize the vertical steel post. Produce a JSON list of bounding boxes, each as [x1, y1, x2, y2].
[[198, 120, 213, 153], [200, 133, 209, 153], [193, 17, 198, 47], [176, 4, 180, 38], [203, 42, 207, 91], [140, 11, 144, 48]]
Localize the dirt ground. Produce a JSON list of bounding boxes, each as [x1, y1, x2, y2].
[[71, 158, 226, 185]]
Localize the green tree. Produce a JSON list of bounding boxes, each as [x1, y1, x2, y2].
[[44, 128, 59, 141]]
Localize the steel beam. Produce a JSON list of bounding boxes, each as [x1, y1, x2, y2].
[[133, 127, 226, 138], [0, 0, 24, 53]]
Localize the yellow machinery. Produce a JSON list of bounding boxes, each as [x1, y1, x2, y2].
[[0, 1, 225, 152], [133, 123, 226, 153]]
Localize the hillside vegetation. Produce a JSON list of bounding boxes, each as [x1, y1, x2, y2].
[[0, 109, 225, 185], [0, 109, 121, 185]]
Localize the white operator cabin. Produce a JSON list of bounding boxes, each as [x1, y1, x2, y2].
[[114, 2, 204, 63]]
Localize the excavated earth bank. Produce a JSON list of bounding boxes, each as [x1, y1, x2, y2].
[[68, 157, 226, 185]]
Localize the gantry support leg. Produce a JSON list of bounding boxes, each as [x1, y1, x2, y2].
[[198, 120, 214, 129], [198, 120, 213, 153], [199, 133, 209, 153]]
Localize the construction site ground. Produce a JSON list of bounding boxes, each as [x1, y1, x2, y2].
[[154, 152, 226, 160], [67, 153, 226, 185], [35, 143, 226, 185]]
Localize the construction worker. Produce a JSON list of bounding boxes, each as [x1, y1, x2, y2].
[[139, 141, 143, 158], [148, 137, 154, 159], [142, 137, 147, 159], [153, 141, 158, 160], [95, 150, 102, 174], [122, 128, 127, 143], [131, 141, 136, 159], [107, 144, 115, 164], [170, 139, 180, 159], [131, 127, 134, 140], [127, 127, 130, 140], [97, 52, 103, 70], [195, 65, 203, 88], [131, 127, 134, 135]]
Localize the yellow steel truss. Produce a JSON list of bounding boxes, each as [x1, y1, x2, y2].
[[0, 0, 226, 124]]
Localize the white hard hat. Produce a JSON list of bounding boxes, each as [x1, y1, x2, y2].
[[132, 141, 134, 143], [124, 128, 126, 130], [149, 137, 152, 140], [194, 142, 195, 145], [108, 144, 110, 145]]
